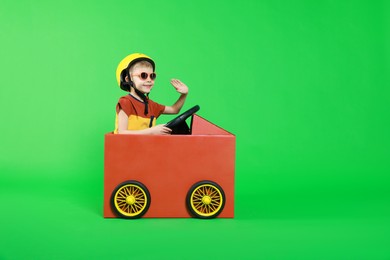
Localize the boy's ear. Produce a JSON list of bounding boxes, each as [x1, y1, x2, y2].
[[125, 75, 134, 87], [120, 69, 127, 83], [119, 69, 132, 91]]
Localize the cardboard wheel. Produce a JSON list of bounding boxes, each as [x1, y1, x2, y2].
[[111, 181, 151, 219], [186, 180, 225, 219]]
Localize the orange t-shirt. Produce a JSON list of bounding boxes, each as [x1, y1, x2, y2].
[[114, 94, 165, 134]]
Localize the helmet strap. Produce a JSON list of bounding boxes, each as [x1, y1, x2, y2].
[[127, 69, 149, 115]]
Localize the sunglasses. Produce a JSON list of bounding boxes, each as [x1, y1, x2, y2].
[[132, 72, 157, 81]]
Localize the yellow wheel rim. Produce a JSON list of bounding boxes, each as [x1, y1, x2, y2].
[[190, 184, 224, 217], [114, 184, 148, 217]]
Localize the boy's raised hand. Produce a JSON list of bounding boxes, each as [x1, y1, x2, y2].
[[170, 79, 189, 95]]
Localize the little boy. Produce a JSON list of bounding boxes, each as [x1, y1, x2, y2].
[[114, 53, 189, 134]]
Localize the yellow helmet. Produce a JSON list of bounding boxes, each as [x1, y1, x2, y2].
[[116, 53, 155, 91]]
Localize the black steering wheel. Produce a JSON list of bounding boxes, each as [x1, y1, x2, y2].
[[165, 105, 200, 129]]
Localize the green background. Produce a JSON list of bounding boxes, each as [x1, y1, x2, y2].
[[1, 0, 389, 259]]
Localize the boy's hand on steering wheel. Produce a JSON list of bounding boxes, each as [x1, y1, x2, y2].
[[170, 79, 189, 95], [150, 124, 172, 135]]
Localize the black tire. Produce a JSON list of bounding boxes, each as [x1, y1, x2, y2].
[[111, 180, 151, 219], [186, 180, 226, 219]]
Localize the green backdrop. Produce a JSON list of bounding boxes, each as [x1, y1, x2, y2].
[[0, 0, 389, 259]]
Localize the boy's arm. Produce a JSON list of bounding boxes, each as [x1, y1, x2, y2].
[[163, 79, 189, 114], [117, 110, 172, 135]]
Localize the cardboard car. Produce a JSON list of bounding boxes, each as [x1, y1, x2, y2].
[[103, 106, 235, 219]]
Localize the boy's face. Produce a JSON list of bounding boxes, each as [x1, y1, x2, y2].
[[130, 63, 155, 94]]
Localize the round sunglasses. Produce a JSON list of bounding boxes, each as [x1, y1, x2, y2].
[[132, 72, 157, 81]]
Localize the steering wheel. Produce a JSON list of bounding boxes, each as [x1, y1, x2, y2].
[[165, 105, 200, 129]]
